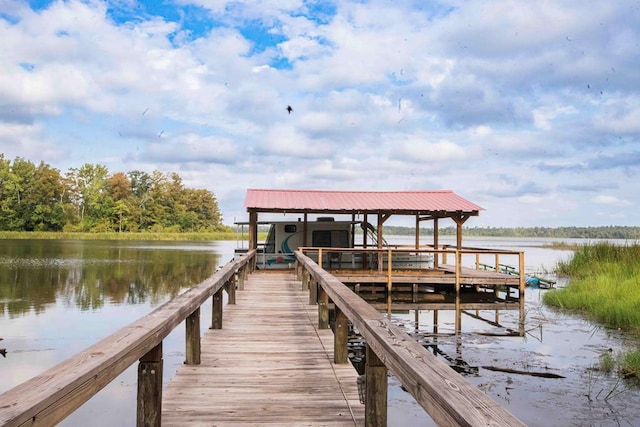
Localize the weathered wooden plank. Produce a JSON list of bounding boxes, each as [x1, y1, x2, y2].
[[162, 272, 364, 426]]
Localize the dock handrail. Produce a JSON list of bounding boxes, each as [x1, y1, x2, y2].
[[295, 249, 526, 427], [0, 250, 256, 427]]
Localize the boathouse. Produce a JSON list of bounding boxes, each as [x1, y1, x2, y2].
[[242, 188, 525, 334], [243, 188, 484, 256]]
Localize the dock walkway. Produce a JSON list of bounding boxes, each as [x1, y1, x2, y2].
[[162, 272, 365, 426]]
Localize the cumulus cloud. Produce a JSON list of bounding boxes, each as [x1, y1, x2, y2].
[[592, 195, 632, 206], [1, 0, 640, 226]]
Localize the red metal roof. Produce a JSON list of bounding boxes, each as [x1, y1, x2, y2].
[[244, 189, 483, 213]]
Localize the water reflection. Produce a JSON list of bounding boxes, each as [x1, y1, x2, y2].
[[0, 240, 221, 317]]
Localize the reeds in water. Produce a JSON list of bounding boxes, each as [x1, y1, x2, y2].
[[544, 242, 640, 379]]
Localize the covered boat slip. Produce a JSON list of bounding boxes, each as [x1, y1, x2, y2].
[[243, 189, 526, 333]]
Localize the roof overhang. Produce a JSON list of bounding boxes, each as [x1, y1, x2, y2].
[[244, 189, 483, 218]]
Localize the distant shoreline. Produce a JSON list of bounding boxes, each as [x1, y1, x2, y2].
[[1, 225, 639, 241]]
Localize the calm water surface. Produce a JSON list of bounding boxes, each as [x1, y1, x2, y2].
[[1, 237, 638, 426], [0, 239, 238, 426]]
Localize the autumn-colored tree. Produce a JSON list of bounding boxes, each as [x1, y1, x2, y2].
[[0, 154, 225, 232]]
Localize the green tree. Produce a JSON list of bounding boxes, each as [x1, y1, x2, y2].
[[10, 157, 37, 230], [30, 162, 66, 231], [67, 164, 110, 231], [106, 172, 133, 232], [128, 170, 153, 230], [0, 155, 20, 229]]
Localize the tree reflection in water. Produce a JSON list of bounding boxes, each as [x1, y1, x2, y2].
[[0, 239, 221, 316]]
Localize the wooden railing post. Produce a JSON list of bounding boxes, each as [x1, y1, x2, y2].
[[137, 342, 163, 427], [318, 286, 329, 329], [211, 288, 223, 329], [334, 307, 348, 364], [302, 269, 309, 291], [309, 279, 318, 305], [226, 276, 236, 305], [365, 344, 387, 427], [185, 308, 201, 365], [237, 268, 245, 290]]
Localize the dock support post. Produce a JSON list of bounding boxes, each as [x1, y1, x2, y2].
[[186, 308, 201, 365], [518, 251, 526, 336], [433, 310, 439, 334], [137, 342, 163, 427], [318, 286, 329, 329], [334, 307, 348, 363], [365, 345, 387, 427], [211, 288, 223, 329], [455, 250, 462, 334]]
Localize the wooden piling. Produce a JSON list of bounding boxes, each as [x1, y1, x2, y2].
[[334, 307, 348, 364], [365, 344, 387, 427], [211, 289, 223, 330], [318, 286, 329, 329], [185, 308, 201, 365], [137, 343, 163, 427]]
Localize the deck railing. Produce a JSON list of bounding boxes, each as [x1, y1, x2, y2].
[[301, 246, 526, 332], [295, 249, 526, 427], [0, 250, 256, 427]]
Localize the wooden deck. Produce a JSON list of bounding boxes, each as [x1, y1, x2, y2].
[[162, 272, 365, 426], [331, 264, 521, 286]]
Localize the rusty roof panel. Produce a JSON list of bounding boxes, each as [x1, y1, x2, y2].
[[244, 189, 483, 212]]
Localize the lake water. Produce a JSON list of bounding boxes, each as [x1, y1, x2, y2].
[[1, 237, 638, 426]]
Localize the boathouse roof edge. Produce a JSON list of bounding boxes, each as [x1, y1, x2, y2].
[[244, 188, 484, 215]]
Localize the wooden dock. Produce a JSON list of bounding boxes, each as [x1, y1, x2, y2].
[[162, 272, 365, 426]]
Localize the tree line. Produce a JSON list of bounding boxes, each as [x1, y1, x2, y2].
[[0, 154, 225, 232]]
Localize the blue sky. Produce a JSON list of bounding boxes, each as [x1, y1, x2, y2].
[[1, 0, 639, 227]]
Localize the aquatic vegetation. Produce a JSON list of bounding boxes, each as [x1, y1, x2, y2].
[[544, 242, 640, 330], [544, 242, 640, 379], [620, 349, 640, 379]]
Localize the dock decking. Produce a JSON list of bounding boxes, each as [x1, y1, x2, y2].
[[162, 272, 365, 426]]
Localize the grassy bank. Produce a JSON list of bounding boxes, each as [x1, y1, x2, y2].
[[0, 231, 239, 241], [543, 242, 640, 378]]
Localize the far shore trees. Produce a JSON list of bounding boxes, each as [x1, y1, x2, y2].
[[0, 154, 225, 233]]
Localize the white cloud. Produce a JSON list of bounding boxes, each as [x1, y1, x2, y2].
[[1, 0, 640, 227], [592, 195, 632, 206]]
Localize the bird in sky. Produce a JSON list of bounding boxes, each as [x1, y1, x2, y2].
[[286, 105, 293, 114]]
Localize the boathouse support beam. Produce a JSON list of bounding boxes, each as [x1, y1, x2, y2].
[[376, 213, 392, 272], [137, 342, 163, 427], [433, 218, 439, 268], [248, 210, 258, 250]]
